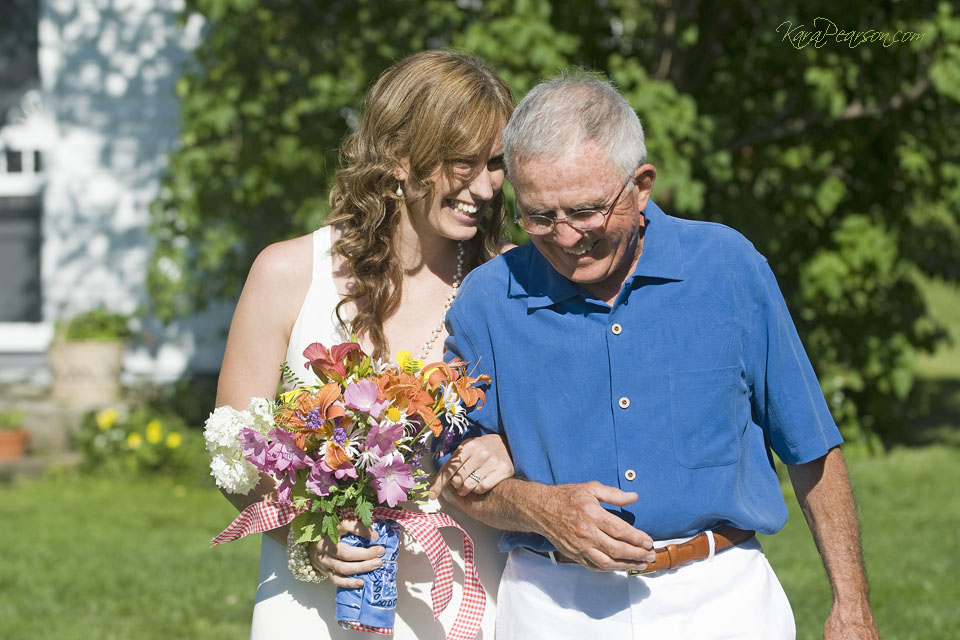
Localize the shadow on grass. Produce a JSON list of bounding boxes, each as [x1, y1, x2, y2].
[[885, 377, 960, 448]]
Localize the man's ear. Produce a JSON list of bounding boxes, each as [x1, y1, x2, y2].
[[632, 164, 657, 209], [633, 164, 657, 193]]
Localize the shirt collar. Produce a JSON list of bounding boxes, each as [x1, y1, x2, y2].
[[516, 200, 685, 310]]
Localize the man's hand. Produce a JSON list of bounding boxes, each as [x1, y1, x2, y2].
[[788, 447, 880, 639], [824, 605, 881, 640], [538, 481, 657, 571]]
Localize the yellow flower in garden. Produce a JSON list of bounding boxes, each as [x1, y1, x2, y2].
[[96, 408, 119, 430], [127, 433, 143, 449], [146, 420, 163, 443], [385, 407, 402, 423], [396, 350, 424, 374], [166, 432, 182, 449]]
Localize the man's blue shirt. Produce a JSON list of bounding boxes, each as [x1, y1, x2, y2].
[[443, 201, 843, 553]]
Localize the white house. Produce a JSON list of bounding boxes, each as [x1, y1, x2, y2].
[[0, 0, 231, 385]]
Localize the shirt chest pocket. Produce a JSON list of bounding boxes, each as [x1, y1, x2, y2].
[[668, 365, 745, 469]]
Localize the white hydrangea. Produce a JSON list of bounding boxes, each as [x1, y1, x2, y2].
[[247, 397, 274, 435], [203, 397, 273, 495], [209, 454, 260, 495], [203, 405, 253, 452]]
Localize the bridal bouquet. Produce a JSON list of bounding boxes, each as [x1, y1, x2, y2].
[[206, 341, 489, 639]]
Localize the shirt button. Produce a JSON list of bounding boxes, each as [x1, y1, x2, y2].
[[624, 469, 637, 481], [618, 397, 630, 409], [611, 323, 622, 335]]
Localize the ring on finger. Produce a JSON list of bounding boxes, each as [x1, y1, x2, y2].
[[468, 471, 484, 483]]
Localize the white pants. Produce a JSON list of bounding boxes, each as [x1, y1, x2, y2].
[[496, 536, 795, 639]]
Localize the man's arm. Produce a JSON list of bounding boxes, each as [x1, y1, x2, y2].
[[444, 476, 657, 571], [787, 446, 880, 640]]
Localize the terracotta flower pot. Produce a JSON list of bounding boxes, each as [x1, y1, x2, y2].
[[0, 429, 29, 461], [47, 340, 127, 407]]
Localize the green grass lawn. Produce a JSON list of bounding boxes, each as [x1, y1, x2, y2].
[[761, 445, 960, 640], [1, 446, 957, 639], [0, 473, 260, 640]]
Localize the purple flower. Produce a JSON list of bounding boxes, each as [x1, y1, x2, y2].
[[276, 477, 295, 504], [367, 457, 416, 508], [265, 428, 314, 502], [333, 461, 358, 480], [306, 462, 337, 497], [304, 407, 326, 431], [364, 421, 404, 458], [344, 379, 389, 420], [441, 427, 456, 455], [238, 428, 270, 472]]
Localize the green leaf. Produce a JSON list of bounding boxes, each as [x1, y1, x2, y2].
[[292, 511, 324, 544], [354, 498, 373, 527]]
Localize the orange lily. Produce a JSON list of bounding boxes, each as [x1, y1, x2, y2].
[[449, 359, 490, 409], [421, 361, 457, 392], [378, 371, 441, 433], [324, 442, 351, 470]]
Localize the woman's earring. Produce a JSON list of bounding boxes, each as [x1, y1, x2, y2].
[[396, 184, 404, 196]]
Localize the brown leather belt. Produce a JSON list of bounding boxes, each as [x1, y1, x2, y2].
[[526, 525, 755, 575]]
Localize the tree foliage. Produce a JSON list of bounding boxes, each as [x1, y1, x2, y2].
[[150, 0, 960, 447]]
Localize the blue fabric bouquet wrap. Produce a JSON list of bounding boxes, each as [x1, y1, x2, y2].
[[336, 520, 401, 632]]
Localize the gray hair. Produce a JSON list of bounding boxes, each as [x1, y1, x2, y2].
[[502, 74, 646, 179]]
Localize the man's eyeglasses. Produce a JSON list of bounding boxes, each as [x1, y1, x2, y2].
[[514, 176, 634, 236]]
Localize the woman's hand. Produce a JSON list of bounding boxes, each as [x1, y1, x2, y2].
[[427, 433, 514, 500], [307, 519, 386, 589]]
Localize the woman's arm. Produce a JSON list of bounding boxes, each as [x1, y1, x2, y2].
[[216, 236, 312, 544]]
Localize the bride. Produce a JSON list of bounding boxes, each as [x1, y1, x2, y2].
[[215, 50, 515, 638]]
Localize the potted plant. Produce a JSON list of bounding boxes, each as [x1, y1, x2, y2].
[[47, 307, 134, 407], [0, 408, 29, 461]]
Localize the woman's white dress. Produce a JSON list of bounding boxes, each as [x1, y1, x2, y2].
[[250, 226, 505, 639]]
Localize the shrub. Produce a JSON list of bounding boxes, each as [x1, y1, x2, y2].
[[57, 307, 134, 342], [73, 405, 207, 480]]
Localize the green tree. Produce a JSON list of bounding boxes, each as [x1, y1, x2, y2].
[[150, 0, 960, 447]]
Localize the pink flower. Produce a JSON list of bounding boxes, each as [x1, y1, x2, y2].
[[364, 421, 404, 458], [367, 457, 416, 508], [266, 428, 313, 502], [333, 461, 358, 481], [306, 462, 337, 497], [276, 476, 295, 504], [303, 341, 364, 384], [238, 428, 270, 472], [344, 379, 389, 420]]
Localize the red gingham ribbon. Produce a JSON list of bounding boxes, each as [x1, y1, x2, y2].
[[210, 500, 299, 547], [211, 502, 485, 640]]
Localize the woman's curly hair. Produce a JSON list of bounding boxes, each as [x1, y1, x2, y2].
[[326, 50, 514, 358]]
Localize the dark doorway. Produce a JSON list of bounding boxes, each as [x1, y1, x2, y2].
[[0, 195, 42, 321]]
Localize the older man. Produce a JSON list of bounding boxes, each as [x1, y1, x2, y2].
[[436, 77, 880, 639]]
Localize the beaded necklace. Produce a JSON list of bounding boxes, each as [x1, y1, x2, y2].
[[415, 241, 464, 362]]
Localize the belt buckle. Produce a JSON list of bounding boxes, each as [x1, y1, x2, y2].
[[627, 566, 656, 577]]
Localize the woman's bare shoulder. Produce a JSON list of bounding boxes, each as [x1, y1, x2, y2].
[[237, 232, 316, 319], [251, 233, 314, 280]]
